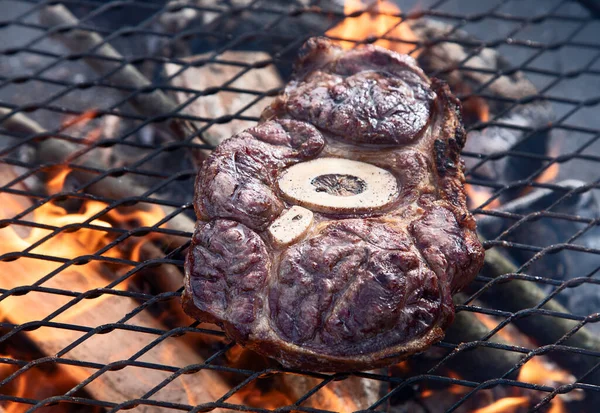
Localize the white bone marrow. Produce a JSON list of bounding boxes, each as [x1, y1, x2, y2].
[[277, 158, 399, 213]]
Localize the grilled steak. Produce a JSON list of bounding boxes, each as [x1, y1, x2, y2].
[[183, 37, 485, 372]]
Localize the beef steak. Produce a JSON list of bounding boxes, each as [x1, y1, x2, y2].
[[183, 37, 485, 372]]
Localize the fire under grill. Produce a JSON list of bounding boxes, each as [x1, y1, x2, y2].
[[1, 0, 600, 412]]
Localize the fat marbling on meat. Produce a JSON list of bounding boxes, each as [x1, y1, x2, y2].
[[183, 37, 485, 372]]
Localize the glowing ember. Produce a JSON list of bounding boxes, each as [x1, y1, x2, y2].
[[61, 109, 99, 131], [471, 314, 571, 413], [326, 0, 419, 55], [419, 315, 572, 412], [0, 356, 26, 413], [471, 397, 528, 413], [535, 145, 560, 184], [0, 159, 174, 406], [464, 95, 490, 124], [519, 357, 575, 390], [465, 184, 501, 210], [447, 371, 469, 395], [0, 352, 96, 413], [476, 98, 490, 123], [473, 313, 515, 344], [421, 389, 433, 398], [240, 383, 294, 410], [0, 163, 167, 320]]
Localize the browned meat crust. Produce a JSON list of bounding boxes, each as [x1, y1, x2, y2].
[[183, 37, 485, 372]]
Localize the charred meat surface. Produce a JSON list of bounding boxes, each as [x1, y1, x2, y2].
[[183, 37, 485, 372]]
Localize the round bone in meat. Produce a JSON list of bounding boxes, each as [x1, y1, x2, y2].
[[277, 158, 399, 213]]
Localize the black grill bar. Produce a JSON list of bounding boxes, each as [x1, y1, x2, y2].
[[1, 0, 600, 412]]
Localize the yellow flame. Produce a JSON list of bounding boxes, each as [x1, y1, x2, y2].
[[326, 0, 419, 55], [0, 164, 165, 326]]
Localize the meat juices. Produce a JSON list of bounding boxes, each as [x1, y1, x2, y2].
[[183, 37, 485, 372]]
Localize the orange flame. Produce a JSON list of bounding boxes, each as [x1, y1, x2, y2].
[[537, 162, 559, 184], [465, 156, 561, 208], [62, 109, 98, 131], [84, 127, 103, 144], [455, 82, 491, 126], [463, 95, 489, 123], [447, 370, 469, 395], [465, 184, 501, 210], [471, 314, 570, 413], [326, 0, 419, 55], [421, 389, 433, 398], [61, 109, 103, 148], [473, 313, 515, 343], [478, 100, 490, 123], [520, 358, 570, 386], [536, 145, 560, 184], [0, 355, 26, 413], [418, 370, 468, 402], [549, 398, 566, 413], [0, 353, 92, 413], [471, 397, 528, 413], [0, 113, 238, 409], [0, 176, 165, 322], [109, 203, 166, 230], [240, 384, 294, 410], [519, 356, 575, 403], [0, 153, 166, 405], [47, 166, 71, 194], [237, 375, 363, 412]]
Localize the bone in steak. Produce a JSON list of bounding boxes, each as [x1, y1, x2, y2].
[[183, 37, 485, 372]]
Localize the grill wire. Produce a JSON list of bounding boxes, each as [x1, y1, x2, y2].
[[1, 0, 600, 412]]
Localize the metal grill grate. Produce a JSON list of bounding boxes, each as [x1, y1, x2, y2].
[[1, 0, 600, 412]]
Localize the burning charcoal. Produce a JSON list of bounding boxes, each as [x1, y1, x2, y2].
[[0, 108, 195, 248], [0, 166, 241, 412], [391, 306, 579, 413], [39, 5, 202, 151], [324, 0, 420, 56], [410, 19, 554, 203], [477, 180, 600, 325], [464, 105, 553, 200], [165, 51, 283, 145], [0, 329, 101, 413], [282, 373, 383, 411], [409, 19, 544, 119], [475, 247, 600, 398], [192, 0, 342, 77]]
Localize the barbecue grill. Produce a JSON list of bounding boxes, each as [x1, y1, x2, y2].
[[1, 0, 600, 412]]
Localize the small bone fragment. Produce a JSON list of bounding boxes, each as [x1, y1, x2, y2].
[[268, 206, 313, 246]]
